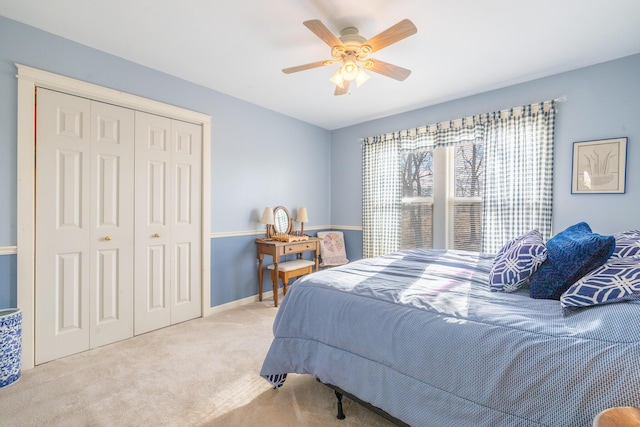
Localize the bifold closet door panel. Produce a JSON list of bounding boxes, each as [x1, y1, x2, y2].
[[35, 89, 136, 364], [134, 111, 172, 335], [35, 88, 92, 364], [134, 112, 203, 333], [170, 119, 202, 324], [89, 101, 135, 348]]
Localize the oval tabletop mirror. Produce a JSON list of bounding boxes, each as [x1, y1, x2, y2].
[[270, 206, 292, 237]]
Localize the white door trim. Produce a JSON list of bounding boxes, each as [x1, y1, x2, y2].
[[16, 64, 212, 370]]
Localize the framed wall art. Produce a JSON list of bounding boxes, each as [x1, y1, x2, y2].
[[571, 137, 627, 194]]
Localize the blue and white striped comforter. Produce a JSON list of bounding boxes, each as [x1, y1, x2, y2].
[[260, 249, 640, 426]]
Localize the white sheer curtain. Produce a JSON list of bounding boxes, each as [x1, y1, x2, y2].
[[362, 100, 557, 257]]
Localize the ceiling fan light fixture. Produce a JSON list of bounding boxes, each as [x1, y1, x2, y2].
[[340, 54, 359, 81], [329, 68, 345, 88], [284, 19, 417, 95], [355, 68, 370, 87]]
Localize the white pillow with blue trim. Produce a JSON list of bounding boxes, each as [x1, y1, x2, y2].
[[489, 230, 547, 292], [560, 256, 640, 313], [610, 230, 640, 258]]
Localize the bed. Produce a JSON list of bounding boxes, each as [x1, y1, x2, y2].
[[260, 243, 640, 426]]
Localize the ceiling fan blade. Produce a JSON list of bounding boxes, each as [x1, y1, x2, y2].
[[304, 20, 344, 48], [363, 19, 417, 53], [334, 80, 350, 96], [366, 59, 412, 81], [282, 60, 333, 74]]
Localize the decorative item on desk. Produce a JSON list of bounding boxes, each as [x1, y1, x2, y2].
[[259, 207, 274, 238], [272, 232, 309, 242], [296, 207, 309, 235]]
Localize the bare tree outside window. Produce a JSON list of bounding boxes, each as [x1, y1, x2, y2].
[[453, 141, 484, 251], [396, 142, 484, 252], [400, 149, 433, 249]]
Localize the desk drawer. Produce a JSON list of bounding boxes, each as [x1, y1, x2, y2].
[[286, 242, 315, 253]]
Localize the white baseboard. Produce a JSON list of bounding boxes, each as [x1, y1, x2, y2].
[[206, 290, 282, 315]]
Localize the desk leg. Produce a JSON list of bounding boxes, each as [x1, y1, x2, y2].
[[258, 256, 264, 302], [273, 262, 279, 307]]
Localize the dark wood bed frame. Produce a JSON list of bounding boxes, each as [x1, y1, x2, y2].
[[319, 380, 410, 426]]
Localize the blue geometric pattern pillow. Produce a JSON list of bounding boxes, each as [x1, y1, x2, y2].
[[489, 230, 547, 292], [529, 222, 615, 300], [610, 230, 640, 258], [263, 373, 288, 389], [561, 256, 640, 313]]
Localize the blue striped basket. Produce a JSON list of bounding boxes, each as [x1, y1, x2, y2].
[[0, 308, 22, 388]]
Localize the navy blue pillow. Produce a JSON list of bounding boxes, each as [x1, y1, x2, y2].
[[529, 222, 615, 300]]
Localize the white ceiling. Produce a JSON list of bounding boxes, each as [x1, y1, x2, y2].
[[1, 0, 640, 130]]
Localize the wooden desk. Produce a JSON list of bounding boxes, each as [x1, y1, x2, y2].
[[256, 237, 320, 307]]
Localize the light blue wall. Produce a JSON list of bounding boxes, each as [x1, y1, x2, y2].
[[211, 230, 355, 305], [0, 255, 16, 308], [0, 16, 331, 308], [1, 14, 638, 309], [331, 53, 640, 254]]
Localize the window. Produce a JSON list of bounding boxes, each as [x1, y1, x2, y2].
[[398, 142, 484, 252], [400, 148, 433, 249], [449, 140, 484, 251], [363, 100, 555, 258]]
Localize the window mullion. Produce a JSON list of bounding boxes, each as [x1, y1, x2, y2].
[[432, 147, 448, 248]]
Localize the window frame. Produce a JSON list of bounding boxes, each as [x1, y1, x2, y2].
[[445, 145, 484, 251], [399, 147, 435, 250]]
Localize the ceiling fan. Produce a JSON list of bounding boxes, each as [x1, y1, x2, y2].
[[283, 19, 417, 96]]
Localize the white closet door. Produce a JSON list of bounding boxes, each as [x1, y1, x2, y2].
[[36, 89, 92, 364], [134, 112, 202, 334], [134, 111, 172, 334], [36, 89, 136, 364], [170, 120, 202, 324], [36, 91, 202, 360], [89, 101, 135, 347]]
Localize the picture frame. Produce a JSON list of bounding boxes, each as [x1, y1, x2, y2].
[[571, 137, 628, 194]]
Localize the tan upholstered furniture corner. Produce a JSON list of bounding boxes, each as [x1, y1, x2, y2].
[[268, 259, 314, 298]]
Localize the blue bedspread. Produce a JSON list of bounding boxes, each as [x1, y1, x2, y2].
[[260, 249, 640, 426]]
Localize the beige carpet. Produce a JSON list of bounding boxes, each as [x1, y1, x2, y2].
[[0, 301, 394, 426]]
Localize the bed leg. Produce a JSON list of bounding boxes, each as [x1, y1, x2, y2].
[[335, 391, 346, 420]]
